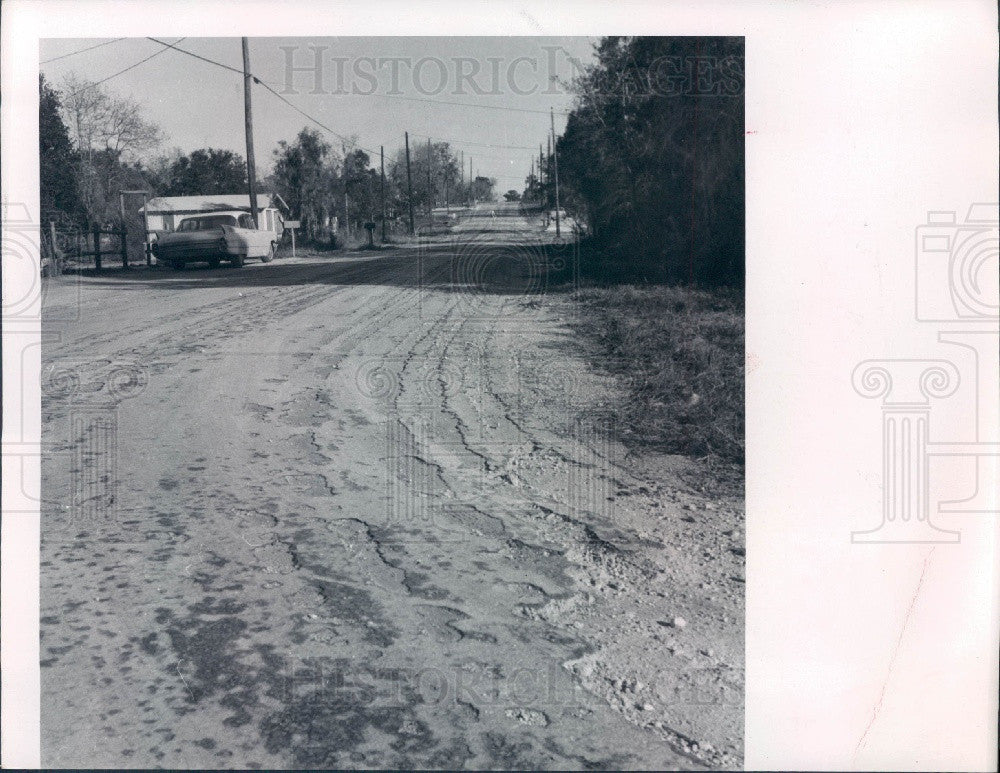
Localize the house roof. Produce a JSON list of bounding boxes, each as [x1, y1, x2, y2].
[[142, 193, 288, 214]]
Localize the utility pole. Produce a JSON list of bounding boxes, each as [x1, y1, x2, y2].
[[545, 137, 551, 227], [469, 156, 474, 205], [550, 108, 561, 238], [241, 38, 259, 227], [460, 150, 464, 205], [342, 143, 350, 236], [426, 137, 433, 215], [404, 131, 415, 235], [380, 145, 386, 242], [538, 142, 549, 217]]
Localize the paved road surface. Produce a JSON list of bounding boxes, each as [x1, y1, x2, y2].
[[39, 202, 742, 769]]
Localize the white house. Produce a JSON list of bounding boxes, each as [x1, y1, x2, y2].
[[141, 193, 288, 238]]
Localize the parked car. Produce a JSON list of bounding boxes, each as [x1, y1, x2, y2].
[[152, 212, 277, 269]]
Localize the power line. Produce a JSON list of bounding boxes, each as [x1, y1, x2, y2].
[[143, 37, 554, 174], [252, 78, 380, 158], [41, 38, 125, 65], [408, 133, 537, 152], [146, 38, 379, 157], [63, 39, 184, 98], [146, 37, 244, 76], [369, 91, 569, 117]]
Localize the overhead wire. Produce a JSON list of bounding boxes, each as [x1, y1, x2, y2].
[[41, 38, 126, 64], [63, 39, 185, 98], [145, 38, 559, 164]]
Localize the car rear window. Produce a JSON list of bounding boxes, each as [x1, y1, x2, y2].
[[178, 215, 238, 231]]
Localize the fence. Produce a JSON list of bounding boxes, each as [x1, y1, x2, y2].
[[41, 223, 133, 274]]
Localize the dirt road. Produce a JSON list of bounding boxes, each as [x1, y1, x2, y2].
[[40, 204, 744, 768]]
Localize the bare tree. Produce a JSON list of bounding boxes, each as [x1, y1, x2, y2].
[[60, 73, 162, 159], [58, 73, 163, 225]]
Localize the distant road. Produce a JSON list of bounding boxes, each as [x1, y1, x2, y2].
[[451, 200, 538, 233]]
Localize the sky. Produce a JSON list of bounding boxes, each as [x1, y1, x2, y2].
[[39, 36, 598, 189]]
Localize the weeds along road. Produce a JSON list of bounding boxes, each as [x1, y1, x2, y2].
[[39, 202, 743, 769]]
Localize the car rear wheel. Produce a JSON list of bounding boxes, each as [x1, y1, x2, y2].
[[231, 253, 245, 268], [261, 242, 276, 263]]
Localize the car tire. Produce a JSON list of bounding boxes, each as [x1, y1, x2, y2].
[[170, 259, 185, 271], [231, 253, 245, 268], [261, 242, 276, 263]]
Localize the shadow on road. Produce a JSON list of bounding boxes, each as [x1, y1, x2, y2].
[[72, 235, 582, 296]]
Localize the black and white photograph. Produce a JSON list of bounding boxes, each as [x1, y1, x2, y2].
[[2, 2, 997, 771], [29, 32, 744, 769]]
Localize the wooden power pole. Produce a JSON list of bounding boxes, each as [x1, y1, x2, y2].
[[342, 143, 350, 236], [380, 145, 386, 242], [426, 137, 433, 215], [404, 131, 415, 235], [544, 138, 550, 227], [241, 38, 259, 227], [550, 108, 561, 238]]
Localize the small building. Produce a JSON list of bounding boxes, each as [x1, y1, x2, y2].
[[141, 193, 288, 238]]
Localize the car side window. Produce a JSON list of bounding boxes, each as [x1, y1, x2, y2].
[[238, 214, 254, 229]]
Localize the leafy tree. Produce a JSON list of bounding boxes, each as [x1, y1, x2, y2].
[[271, 127, 338, 239], [163, 148, 247, 196], [388, 141, 461, 216], [522, 172, 542, 203], [558, 37, 744, 286], [341, 148, 383, 228], [39, 74, 81, 224], [470, 176, 496, 203]]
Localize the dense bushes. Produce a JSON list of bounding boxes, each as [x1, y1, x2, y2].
[[558, 37, 744, 287]]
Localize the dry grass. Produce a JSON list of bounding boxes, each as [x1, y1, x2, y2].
[[570, 284, 744, 468]]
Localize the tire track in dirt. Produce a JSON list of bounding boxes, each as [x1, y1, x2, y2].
[[40, 237, 723, 768]]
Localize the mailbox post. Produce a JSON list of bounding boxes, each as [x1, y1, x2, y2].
[[284, 220, 300, 258]]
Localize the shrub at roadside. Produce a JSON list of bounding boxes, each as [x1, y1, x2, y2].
[[570, 284, 744, 467]]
